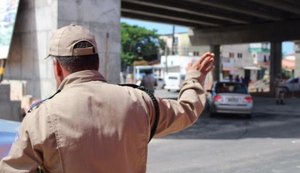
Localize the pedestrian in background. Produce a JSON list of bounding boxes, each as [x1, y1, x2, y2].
[[274, 74, 285, 105], [140, 69, 157, 94], [242, 76, 251, 89], [235, 75, 240, 82], [0, 24, 215, 173]]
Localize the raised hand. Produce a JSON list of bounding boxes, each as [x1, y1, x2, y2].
[[186, 52, 215, 85], [186, 52, 214, 74]]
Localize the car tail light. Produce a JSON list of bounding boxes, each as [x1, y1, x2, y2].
[[213, 95, 222, 102], [244, 96, 253, 103]]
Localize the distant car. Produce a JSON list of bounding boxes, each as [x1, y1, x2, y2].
[[164, 73, 185, 92], [0, 119, 20, 159], [207, 81, 253, 118], [280, 77, 300, 93]]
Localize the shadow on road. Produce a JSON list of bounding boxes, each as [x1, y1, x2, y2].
[[160, 109, 300, 140]]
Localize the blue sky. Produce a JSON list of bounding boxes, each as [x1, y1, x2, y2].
[[121, 18, 188, 34], [121, 18, 294, 55]]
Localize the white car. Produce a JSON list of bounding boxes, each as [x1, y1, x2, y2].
[[280, 77, 300, 92], [164, 73, 185, 92]]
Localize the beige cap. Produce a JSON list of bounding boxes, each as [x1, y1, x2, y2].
[[48, 24, 98, 57]]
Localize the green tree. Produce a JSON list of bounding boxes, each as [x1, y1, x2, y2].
[[121, 22, 165, 66]]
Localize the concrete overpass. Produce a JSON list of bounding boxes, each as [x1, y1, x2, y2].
[[122, 0, 300, 86], [122, 0, 300, 43], [2, 0, 300, 121]]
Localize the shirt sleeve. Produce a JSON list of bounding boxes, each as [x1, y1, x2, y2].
[[0, 115, 43, 173], [153, 70, 207, 137]]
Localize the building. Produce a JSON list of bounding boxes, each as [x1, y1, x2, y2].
[[159, 32, 209, 57], [221, 43, 271, 82], [159, 32, 270, 83], [282, 54, 295, 78]]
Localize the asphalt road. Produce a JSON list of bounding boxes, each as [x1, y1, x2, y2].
[[147, 89, 300, 173]]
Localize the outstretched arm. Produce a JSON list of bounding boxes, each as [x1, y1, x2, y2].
[[152, 52, 215, 137]]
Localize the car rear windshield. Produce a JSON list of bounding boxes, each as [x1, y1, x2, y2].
[[215, 83, 248, 94]]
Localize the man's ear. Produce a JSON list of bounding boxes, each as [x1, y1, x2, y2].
[[53, 58, 64, 87], [53, 59, 62, 76]]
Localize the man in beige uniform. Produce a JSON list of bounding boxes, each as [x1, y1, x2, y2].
[[0, 24, 214, 173]]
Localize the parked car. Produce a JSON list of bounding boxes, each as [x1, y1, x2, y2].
[[0, 119, 20, 159], [280, 77, 300, 93], [164, 73, 185, 92], [207, 81, 253, 118]]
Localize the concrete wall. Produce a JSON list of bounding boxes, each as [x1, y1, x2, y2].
[[0, 84, 21, 121], [4, 0, 121, 100], [57, 0, 121, 83], [221, 44, 253, 68], [5, 0, 58, 99]]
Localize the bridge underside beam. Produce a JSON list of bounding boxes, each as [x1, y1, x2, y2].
[[190, 20, 300, 45]]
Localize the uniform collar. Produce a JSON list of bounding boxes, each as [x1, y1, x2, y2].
[[58, 70, 106, 90]]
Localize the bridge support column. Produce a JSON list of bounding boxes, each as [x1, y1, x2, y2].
[[270, 41, 282, 93], [294, 41, 300, 78], [210, 45, 221, 82], [5, 0, 121, 99]]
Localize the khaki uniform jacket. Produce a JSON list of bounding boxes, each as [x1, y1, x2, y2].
[[0, 70, 206, 173]]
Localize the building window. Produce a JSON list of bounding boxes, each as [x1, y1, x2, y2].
[[237, 53, 243, 58], [193, 52, 200, 56], [229, 52, 234, 58]]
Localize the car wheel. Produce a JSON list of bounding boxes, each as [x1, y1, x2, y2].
[[209, 111, 217, 118], [245, 114, 252, 119]]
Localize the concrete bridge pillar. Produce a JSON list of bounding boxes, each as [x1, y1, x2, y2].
[[269, 41, 282, 93], [210, 45, 221, 82], [294, 41, 300, 78], [4, 0, 121, 100]]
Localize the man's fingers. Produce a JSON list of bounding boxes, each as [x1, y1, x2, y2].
[[193, 54, 214, 69], [186, 52, 215, 74], [200, 57, 214, 73], [198, 56, 214, 70], [197, 52, 214, 65], [204, 64, 215, 74]]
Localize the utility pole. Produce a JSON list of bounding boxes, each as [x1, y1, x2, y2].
[[171, 25, 175, 55], [165, 47, 168, 74]]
